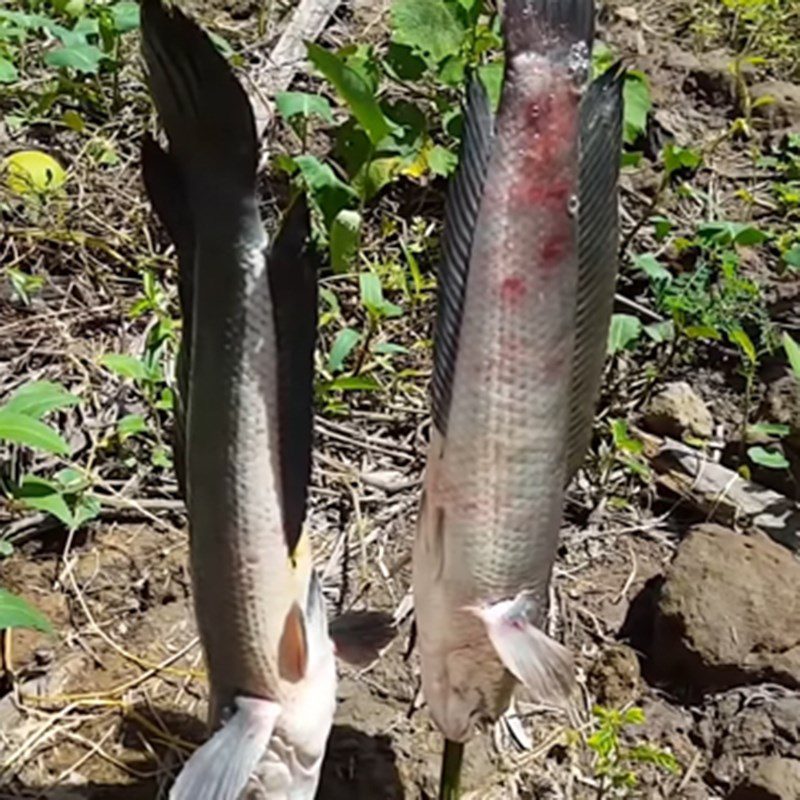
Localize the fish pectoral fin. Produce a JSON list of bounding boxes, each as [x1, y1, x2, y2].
[[279, 601, 309, 683], [329, 611, 397, 667], [169, 696, 280, 800], [469, 596, 575, 703]]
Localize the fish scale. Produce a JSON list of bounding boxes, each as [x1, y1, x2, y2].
[[443, 56, 580, 601]]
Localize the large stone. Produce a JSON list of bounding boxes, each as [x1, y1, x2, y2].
[[644, 381, 713, 439], [729, 757, 800, 800], [763, 375, 800, 448], [651, 525, 800, 694], [751, 81, 800, 130]]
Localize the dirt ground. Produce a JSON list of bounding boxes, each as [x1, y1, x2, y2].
[[1, 0, 799, 798]]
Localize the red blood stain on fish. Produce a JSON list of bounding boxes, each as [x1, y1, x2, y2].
[[501, 275, 527, 306], [503, 77, 580, 215], [541, 233, 569, 265], [512, 181, 570, 209]]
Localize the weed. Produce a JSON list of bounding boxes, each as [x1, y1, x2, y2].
[[0, 380, 103, 533], [579, 705, 681, 797], [0, 0, 141, 117], [688, 0, 799, 81]]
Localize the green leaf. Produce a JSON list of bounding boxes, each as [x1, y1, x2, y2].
[[784, 332, 800, 381], [746, 422, 790, 440], [0, 410, 70, 455], [293, 154, 358, 228], [652, 216, 673, 241], [360, 273, 403, 319], [607, 314, 642, 355], [330, 209, 362, 274], [117, 414, 147, 440], [45, 43, 105, 74], [391, 0, 466, 65], [0, 540, 13, 558], [644, 320, 675, 343], [783, 245, 800, 270], [662, 142, 702, 177], [15, 477, 74, 527], [623, 707, 646, 725], [633, 253, 671, 283], [611, 419, 644, 455], [478, 59, 504, 112], [747, 446, 790, 470], [592, 42, 616, 77], [438, 53, 466, 86], [352, 157, 401, 202], [384, 42, 426, 81], [427, 145, 458, 177], [4, 381, 79, 419], [623, 71, 651, 145], [110, 1, 140, 33], [275, 91, 334, 124], [151, 446, 173, 469], [360, 272, 384, 313], [729, 328, 757, 364], [326, 375, 382, 392], [0, 56, 18, 83], [307, 43, 392, 145], [373, 341, 408, 356], [328, 328, 361, 371], [71, 493, 100, 529], [621, 151, 643, 169], [697, 221, 767, 247], [99, 353, 148, 381], [0, 589, 52, 634]]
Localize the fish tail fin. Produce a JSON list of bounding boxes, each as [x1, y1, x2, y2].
[[469, 594, 575, 702], [504, 0, 594, 60], [169, 696, 281, 800], [141, 0, 259, 217]]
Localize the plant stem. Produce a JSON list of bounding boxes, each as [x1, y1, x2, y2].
[[439, 739, 464, 800]]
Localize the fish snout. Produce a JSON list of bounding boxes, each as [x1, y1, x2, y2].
[[419, 640, 510, 743]]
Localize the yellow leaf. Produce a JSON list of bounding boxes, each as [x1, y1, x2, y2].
[[3, 150, 67, 196], [400, 143, 430, 180]]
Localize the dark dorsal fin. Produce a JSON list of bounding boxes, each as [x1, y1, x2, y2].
[[141, 134, 195, 501], [565, 65, 624, 482], [431, 77, 495, 435], [267, 195, 319, 557]]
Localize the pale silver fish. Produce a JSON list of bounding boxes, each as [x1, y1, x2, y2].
[[413, 0, 623, 743], [140, 2, 393, 798]]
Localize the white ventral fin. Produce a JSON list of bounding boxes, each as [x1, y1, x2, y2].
[[169, 696, 281, 800], [470, 594, 575, 703]]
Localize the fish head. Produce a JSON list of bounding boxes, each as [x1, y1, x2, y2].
[[273, 569, 337, 786], [413, 484, 514, 739]]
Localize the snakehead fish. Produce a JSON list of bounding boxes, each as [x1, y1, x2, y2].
[[140, 2, 393, 797], [413, 0, 623, 747]]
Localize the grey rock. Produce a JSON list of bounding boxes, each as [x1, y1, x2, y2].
[[729, 756, 800, 799], [751, 82, 800, 130], [644, 381, 714, 439], [652, 526, 800, 694]]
